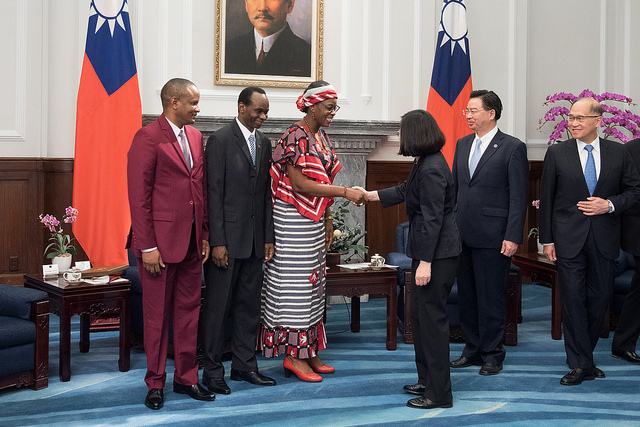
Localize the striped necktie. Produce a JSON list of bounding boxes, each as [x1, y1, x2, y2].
[[248, 134, 256, 166]]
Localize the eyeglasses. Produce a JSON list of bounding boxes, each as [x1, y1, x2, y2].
[[462, 108, 485, 116], [567, 115, 601, 123], [322, 104, 340, 113]]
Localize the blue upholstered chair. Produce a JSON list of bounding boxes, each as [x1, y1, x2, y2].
[[0, 284, 50, 390]]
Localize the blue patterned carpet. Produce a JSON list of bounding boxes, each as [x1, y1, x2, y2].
[[1, 284, 639, 426]]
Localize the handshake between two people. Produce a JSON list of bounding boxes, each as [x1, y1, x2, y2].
[[345, 186, 379, 207]]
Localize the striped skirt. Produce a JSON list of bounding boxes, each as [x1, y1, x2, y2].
[[260, 198, 327, 359]]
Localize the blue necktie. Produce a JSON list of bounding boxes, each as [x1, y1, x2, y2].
[[584, 145, 597, 195], [248, 134, 256, 166], [469, 137, 482, 177]]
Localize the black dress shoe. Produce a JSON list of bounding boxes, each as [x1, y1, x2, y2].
[[560, 368, 595, 386], [203, 376, 231, 394], [407, 396, 452, 409], [403, 383, 426, 396], [450, 356, 482, 368], [173, 382, 216, 401], [479, 362, 503, 376], [145, 388, 164, 410], [612, 350, 640, 365], [594, 367, 606, 378], [230, 369, 276, 386]]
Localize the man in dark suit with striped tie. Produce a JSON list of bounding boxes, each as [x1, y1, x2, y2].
[[539, 98, 640, 385], [202, 86, 276, 394]]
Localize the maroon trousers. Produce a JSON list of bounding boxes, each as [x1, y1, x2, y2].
[[138, 234, 202, 390]]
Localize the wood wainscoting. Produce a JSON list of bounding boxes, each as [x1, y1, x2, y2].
[[365, 160, 544, 260], [0, 159, 88, 285], [365, 161, 412, 259]]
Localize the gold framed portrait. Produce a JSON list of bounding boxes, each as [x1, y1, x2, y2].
[[214, 0, 323, 88]]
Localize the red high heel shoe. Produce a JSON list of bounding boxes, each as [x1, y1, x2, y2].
[[283, 357, 322, 382], [311, 363, 335, 374]]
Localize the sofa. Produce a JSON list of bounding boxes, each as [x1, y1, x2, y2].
[[0, 284, 50, 390], [387, 221, 522, 346]]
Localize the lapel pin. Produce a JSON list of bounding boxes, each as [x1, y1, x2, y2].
[[493, 144, 498, 148]]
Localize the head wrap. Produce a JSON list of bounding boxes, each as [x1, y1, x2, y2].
[[295, 84, 338, 112]]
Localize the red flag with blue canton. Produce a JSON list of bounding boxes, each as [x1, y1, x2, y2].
[[73, 0, 141, 267], [426, 0, 472, 168]]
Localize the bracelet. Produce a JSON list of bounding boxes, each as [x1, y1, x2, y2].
[[324, 216, 333, 221], [343, 186, 347, 198]]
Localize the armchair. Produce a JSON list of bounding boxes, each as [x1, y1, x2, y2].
[[0, 284, 50, 390], [612, 249, 637, 329]]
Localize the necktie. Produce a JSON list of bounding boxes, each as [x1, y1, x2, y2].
[[469, 137, 483, 178], [257, 41, 265, 66], [584, 144, 597, 195], [248, 134, 256, 166], [179, 129, 191, 171]]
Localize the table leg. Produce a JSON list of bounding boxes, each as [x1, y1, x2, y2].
[[387, 287, 398, 351], [351, 296, 360, 332], [118, 297, 131, 372], [79, 313, 90, 352], [59, 313, 72, 382]]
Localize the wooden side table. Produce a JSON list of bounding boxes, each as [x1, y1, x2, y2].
[[512, 252, 562, 340], [24, 274, 131, 382], [325, 266, 398, 350]]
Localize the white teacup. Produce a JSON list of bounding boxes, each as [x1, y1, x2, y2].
[[63, 269, 82, 283], [370, 254, 385, 267]]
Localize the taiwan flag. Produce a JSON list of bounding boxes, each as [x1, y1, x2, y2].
[[73, 0, 141, 267], [426, 0, 472, 168]]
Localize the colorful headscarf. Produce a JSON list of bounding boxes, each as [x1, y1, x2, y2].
[[295, 84, 338, 112]]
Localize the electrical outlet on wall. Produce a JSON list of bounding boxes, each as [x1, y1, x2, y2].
[[9, 256, 18, 271]]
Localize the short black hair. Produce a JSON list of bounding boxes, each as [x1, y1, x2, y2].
[[160, 78, 196, 109], [398, 110, 445, 157], [301, 80, 332, 113], [470, 89, 503, 121], [238, 86, 266, 106]]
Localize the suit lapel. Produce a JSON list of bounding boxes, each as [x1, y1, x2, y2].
[[458, 135, 474, 181], [232, 121, 254, 168], [472, 130, 503, 179], [564, 139, 590, 195], [595, 139, 611, 195], [159, 115, 190, 172]]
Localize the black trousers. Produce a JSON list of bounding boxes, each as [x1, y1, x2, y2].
[[202, 248, 263, 378], [556, 229, 614, 369], [411, 256, 459, 404], [457, 244, 511, 365]]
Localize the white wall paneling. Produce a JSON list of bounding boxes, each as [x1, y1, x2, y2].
[[1, 0, 639, 159]]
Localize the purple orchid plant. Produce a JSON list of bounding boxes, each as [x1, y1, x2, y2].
[[538, 89, 640, 145]]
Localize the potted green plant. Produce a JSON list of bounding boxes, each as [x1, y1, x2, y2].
[[40, 206, 79, 272], [327, 199, 368, 267]]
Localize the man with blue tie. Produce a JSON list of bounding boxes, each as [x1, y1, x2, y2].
[[202, 86, 276, 394], [450, 90, 529, 376], [539, 97, 640, 385]]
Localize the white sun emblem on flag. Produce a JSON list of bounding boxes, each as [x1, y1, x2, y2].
[[90, 0, 128, 37], [439, 0, 468, 55]]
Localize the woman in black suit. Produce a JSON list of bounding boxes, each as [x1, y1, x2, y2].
[[361, 110, 461, 409]]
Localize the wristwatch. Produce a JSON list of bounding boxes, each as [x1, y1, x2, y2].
[[607, 199, 614, 213]]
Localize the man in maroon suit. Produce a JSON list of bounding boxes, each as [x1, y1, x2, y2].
[[127, 78, 214, 410]]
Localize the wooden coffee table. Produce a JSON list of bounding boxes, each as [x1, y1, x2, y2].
[[24, 273, 131, 381], [512, 252, 562, 340], [325, 266, 397, 350]]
